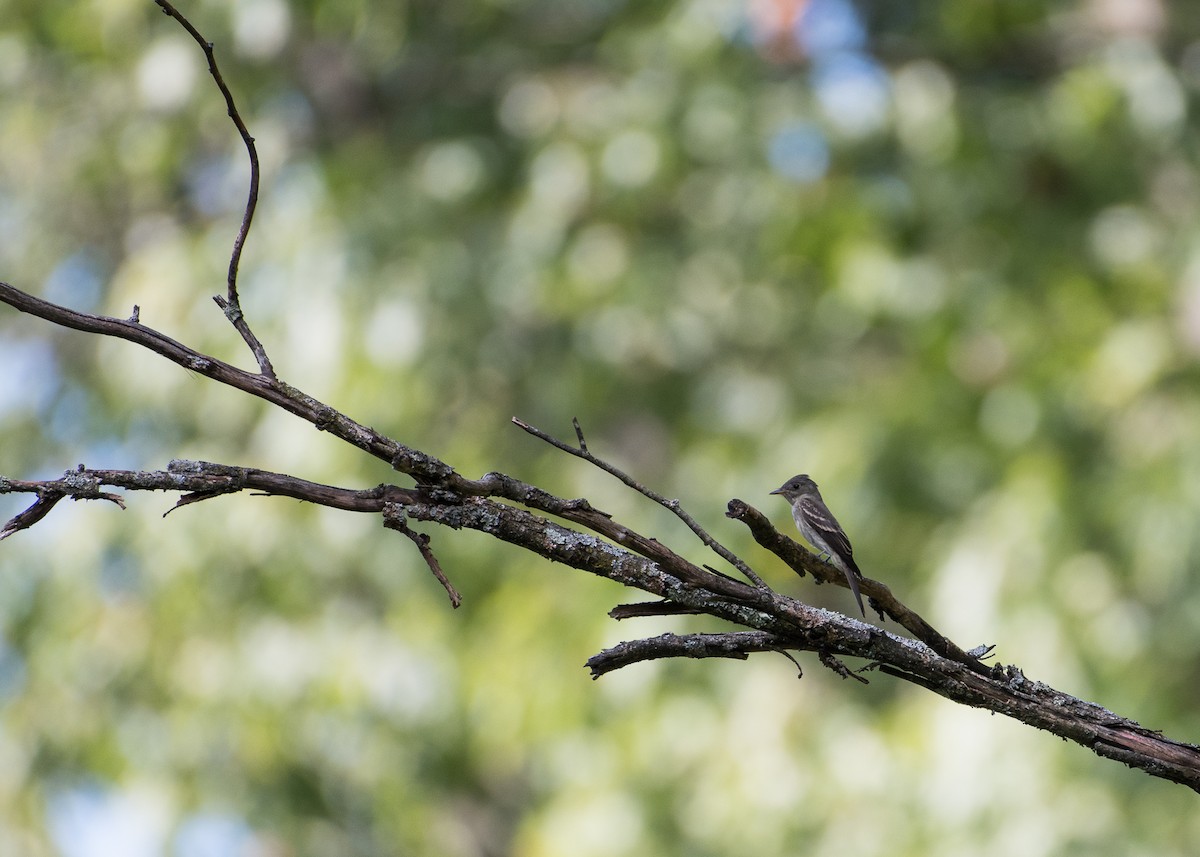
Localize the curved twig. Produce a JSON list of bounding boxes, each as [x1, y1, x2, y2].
[[154, 0, 273, 377]]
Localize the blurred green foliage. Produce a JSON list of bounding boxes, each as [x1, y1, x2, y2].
[[3, 0, 1200, 854]]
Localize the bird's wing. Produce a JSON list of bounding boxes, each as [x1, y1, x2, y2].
[[798, 495, 860, 576]]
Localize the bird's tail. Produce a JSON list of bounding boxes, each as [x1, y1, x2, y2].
[[843, 560, 865, 617]]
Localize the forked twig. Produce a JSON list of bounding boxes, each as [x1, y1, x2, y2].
[[512, 417, 768, 589]]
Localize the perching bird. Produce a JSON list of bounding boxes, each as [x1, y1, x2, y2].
[[770, 474, 865, 616]]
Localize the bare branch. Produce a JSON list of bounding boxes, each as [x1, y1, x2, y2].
[[383, 506, 462, 608], [1, 466, 129, 539], [1, 495, 63, 541], [0, 282, 455, 486], [609, 601, 703, 620], [154, 0, 273, 377], [818, 650, 870, 684], [512, 416, 768, 589], [0, 461, 423, 532], [571, 416, 588, 452], [586, 631, 788, 678]]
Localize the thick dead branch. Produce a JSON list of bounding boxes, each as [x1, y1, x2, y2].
[[610, 601, 704, 619], [586, 631, 788, 677], [0, 460, 421, 515]]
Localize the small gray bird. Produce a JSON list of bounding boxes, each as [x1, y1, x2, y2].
[[771, 474, 865, 616]]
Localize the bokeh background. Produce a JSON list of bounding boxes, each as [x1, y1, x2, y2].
[[2, 0, 1200, 853]]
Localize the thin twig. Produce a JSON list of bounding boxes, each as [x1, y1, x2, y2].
[[776, 649, 803, 677], [382, 508, 462, 608], [572, 416, 588, 452], [154, 0, 274, 378], [409, 531, 462, 608], [818, 650, 870, 684], [512, 416, 768, 589]]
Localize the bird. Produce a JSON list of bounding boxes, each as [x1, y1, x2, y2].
[[770, 474, 865, 616]]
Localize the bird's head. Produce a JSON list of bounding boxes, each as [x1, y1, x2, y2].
[[770, 474, 819, 502]]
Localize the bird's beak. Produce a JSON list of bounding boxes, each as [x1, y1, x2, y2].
[[769, 488, 783, 495]]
